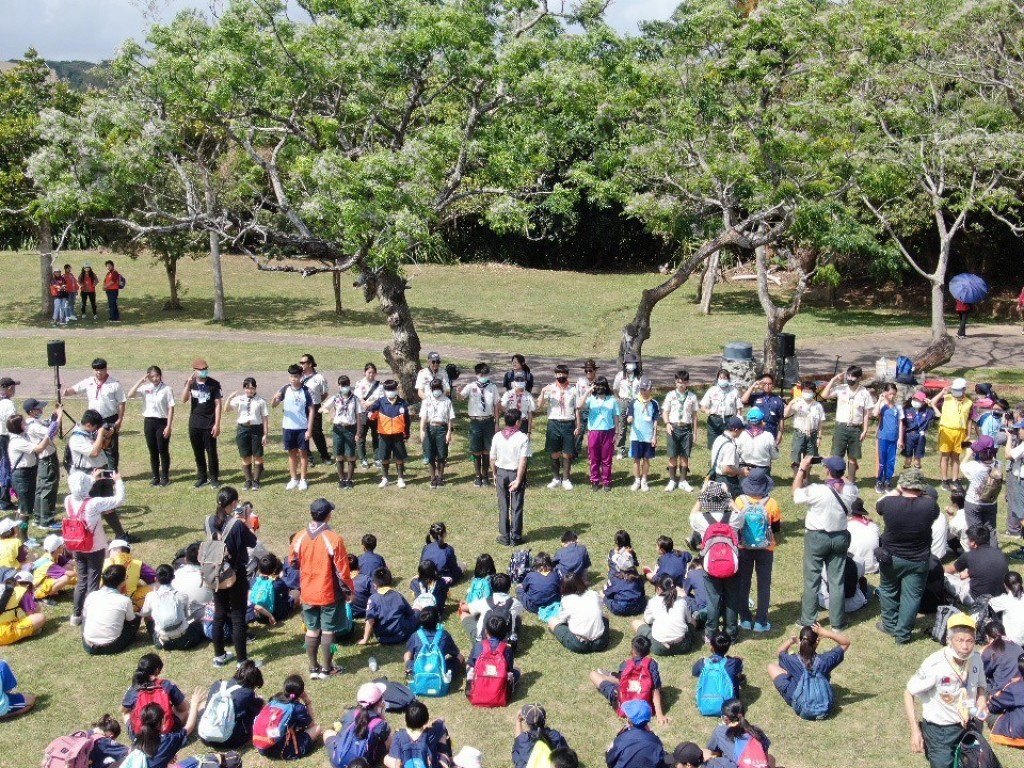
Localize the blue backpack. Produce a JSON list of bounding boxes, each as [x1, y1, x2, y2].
[[738, 496, 772, 550], [249, 576, 276, 615], [895, 356, 916, 384], [465, 576, 492, 603], [696, 656, 735, 716], [399, 733, 433, 768], [329, 714, 385, 768], [791, 659, 835, 720], [411, 627, 451, 697]]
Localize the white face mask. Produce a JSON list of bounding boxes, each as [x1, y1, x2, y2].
[[718, 379, 729, 387], [802, 392, 814, 401], [625, 364, 636, 373], [386, 391, 398, 401], [514, 382, 525, 391], [911, 401, 922, 410], [478, 377, 489, 386], [340, 386, 351, 396], [431, 389, 443, 399]]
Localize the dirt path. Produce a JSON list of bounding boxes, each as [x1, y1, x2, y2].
[[2, 322, 1019, 398]]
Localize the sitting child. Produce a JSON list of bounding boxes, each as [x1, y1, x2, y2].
[[588, 635, 669, 725], [383, 700, 452, 768], [603, 554, 647, 617], [683, 557, 710, 623], [818, 555, 869, 615], [326, 682, 392, 768], [465, 554, 496, 603], [104, 539, 157, 612], [607, 530, 639, 574], [349, 554, 374, 619], [988, 650, 1024, 749], [459, 573, 524, 647], [405, 606, 463, 693], [692, 631, 746, 694], [0, 570, 45, 646], [706, 698, 776, 768], [88, 713, 129, 765], [410, 559, 450, 613], [517, 552, 561, 614], [0, 659, 35, 720], [552, 531, 591, 579], [0, 518, 26, 568], [253, 674, 322, 760], [513, 704, 571, 768], [767, 623, 850, 720], [467, 613, 520, 707], [421, 522, 463, 585], [644, 536, 692, 585], [359, 534, 387, 576], [141, 565, 205, 650], [32, 533, 76, 602], [248, 553, 295, 626], [360, 567, 417, 646], [632, 575, 696, 655]]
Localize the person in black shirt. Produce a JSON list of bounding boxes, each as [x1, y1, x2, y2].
[[182, 359, 223, 488], [946, 525, 1011, 603], [875, 469, 939, 644], [207, 487, 259, 667]]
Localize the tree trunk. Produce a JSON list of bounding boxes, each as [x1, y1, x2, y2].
[[699, 249, 720, 315], [200, 163, 226, 322], [163, 256, 182, 310], [756, 244, 811, 380], [762, 312, 784, 379], [929, 275, 947, 343], [39, 218, 53, 316], [333, 270, 343, 315], [363, 268, 421, 399], [913, 333, 956, 373]]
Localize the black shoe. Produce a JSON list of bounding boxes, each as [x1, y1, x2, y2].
[[474, 476, 483, 487], [875, 621, 892, 635], [496, 536, 511, 546], [150, 477, 160, 487], [308, 456, 318, 467], [251, 481, 262, 491], [210, 478, 221, 489], [339, 481, 346, 490], [592, 482, 600, 491], [159, 477, 170, 487], [124, 533, 140, 544], [244, 481, 252, 491], [603, 485, 612, 492], [194, 478, 209, 489]]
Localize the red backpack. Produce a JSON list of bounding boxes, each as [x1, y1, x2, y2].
[[735, 733, 770, 768], [616, 656, 654, 717], [62, 498, 94, 553], [130, 682, 175, 735], [470, 640, 510, 708], [701, 511, 739, 579], [42, 731, 100, 768]]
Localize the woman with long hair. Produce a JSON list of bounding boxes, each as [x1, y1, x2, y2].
[[206, 486, 259, 667]]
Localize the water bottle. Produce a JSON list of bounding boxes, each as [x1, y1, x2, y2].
[[368, 656, 378, 672], [330, 643, 340, 655]]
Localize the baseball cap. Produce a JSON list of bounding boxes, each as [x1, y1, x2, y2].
[[947, 612, 977, 631], [0, 377, 20, 389], [192, 359, 209, 370], [91, 358, 108, 370], [746, 407, 764, 423], [823, 456, 846, 474], [453, 747, 483, 768], [638, 377, 653, 391], [0, 518, 18, 535], [23, 398, 48, 413], [108, 539, 130, 551], [43, 534, 65, 553], [912, 391, 929, 402], [971, 435, 995, 454], [672, 743, 705, 767], [725, 416, 744, 431], [427, 352, 441, 362], [520, 704, 546, 728], [621, 699, 652, 726], [356, 681, 387, 706], [13, 570, 33, 584], [310, 498, 336, 518], [623, 352, 639, 364], [513, 371, 527, 382], [83, 262, 91, 268], [951, 377, 967, 393]]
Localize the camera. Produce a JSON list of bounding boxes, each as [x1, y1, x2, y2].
[[809, 456, 823, 465]]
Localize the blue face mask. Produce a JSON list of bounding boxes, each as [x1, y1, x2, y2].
[[340, 386, 351, 396], [197, 370, 209, 380]]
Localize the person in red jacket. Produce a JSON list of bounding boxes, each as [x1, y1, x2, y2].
[[955, 299, 972, 339], [103, 259, 122, 322], [79, 263, 99, 319], [62, 264, 79, 321]]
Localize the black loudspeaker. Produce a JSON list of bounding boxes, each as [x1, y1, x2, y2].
[[47, 339, 66, 367], [777, 332, 796, 359]]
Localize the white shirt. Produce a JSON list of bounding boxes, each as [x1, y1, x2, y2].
[[559, 590, 606, 641], [136, 382, 175, 419], [7, 433, 38, 469], [421, 396, 455, 424], [832, 384, 874, 425], [501, 390, 536, 422], [612, 372, 642, 400], [416, 367, 451, 398], [25, 416, 56, 458], [906, 649, 985, 726], [710, 434, 739, 478], [83, 587, 136, 646], [690, 505, 744, 539], [490, 428, 532, 468], [700, 385, 740, 417], [141, 585, 191, 641], [790, 399, 825, 434], [643, 593, 692, 645], [794, 481, 859, 532], [460, 381, 499, 418], [325, 393, 362, 426], [819, 560, 868, 613], [64, 479, 126, 553], [172, 563, 213, 621], [539, 383, 580, 421], [301, 371, 329, 405], [989, 593, 1024, 645], [0, 399, 15, 436], [467, 593, 524, 641], [68, 427, 107, 470], [279, 385, 313, 430], [847, 517, 881, 573], [71, 376, 126, 419], [354, 377, 382, 404], [663, 390, 698, 426], [736, 430, 779, 468], [574, 376, 597, 400], [961, 460, 997, 505], [1008, 440, 1024, 479], [230, 395, 268, 426], [948, 509, 969, 552], [931, 513, 950, 560]]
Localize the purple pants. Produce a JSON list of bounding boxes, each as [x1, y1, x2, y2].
[[589, 429, 615, 486]]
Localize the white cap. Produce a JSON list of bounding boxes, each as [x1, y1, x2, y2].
[[0, 518, 18, 536], [951, 377, 967, 392], [13, 569, 33, 584], [107, 538, 130, 551], [43, 534, 65, 553], [453, 746, 483, 768]]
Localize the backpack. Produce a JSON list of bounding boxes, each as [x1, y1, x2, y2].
[[198, 682, 241, 744], [524, 739, 553, 768], [790, 660, 835, 720], [701, 511, 740, 579], [42, 731, 101, 768], [616, 656, 654, 717], [178, 753, 243, 768], [131, 682, 175, 735], [118, 274, 127, 289], [978, 464, 1004, 504], [398, 733, 433, 768], [249, 576, 277, 615], [377, 679, 417, 712], [411, 627, 451, 697], [734, 733, 771, 768], [738, 496, 772, 550], [252, 700, 296, 752], [470, 640, 511, 707], [485, 595, 517, 645], [933, 604, 959, 645], [971, 595, 997, 644], [61, 497, 95, 553], [509, 549, 532, 584], [120, 750, 149, 768], [895, 356, 916, 385], [696, 656, 735, 716], [329, 714, 386, 768], [199, 517, 239, 591], [954, 728, 1003, 768], [152, 589, 187, 638], [411, 582, 438, 611], [466, 576, 492, 603]]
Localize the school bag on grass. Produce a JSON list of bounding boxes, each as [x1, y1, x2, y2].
[[953, 728, 1003, 768], [616, 656, 654, 717], [790, 660, 835, 720], [171, 753, 243, 768], [252, 700, 296, 752], [701, 511, 740, 579], [329, 715, 386, 768], [198, 681, 241, 744], [696, 656, 735, 716], [469, 641, 510, 708], [411, 627, 451, 697], [738, 497, 772, 550], [509, 550, 532, 584], [42, 731, 101, 768], [131, 683, 175, 734], [249, 576, 276, 615]]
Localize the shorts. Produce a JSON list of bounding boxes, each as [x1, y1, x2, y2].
[[332, 424, 358, 458], [667, 426, 694, 459], [0, 617, 39, 646], [791, 431, 820, 463], [283, 428, 309, 452], [469, 418, 495, 454], [598, 680, 620, 709], [35, 572, 76, 599], [423, 424, 449, 463], [236, 423, 265, 458], [938, 427, 967, 455], [903, 431, 927, 459], [630, 441, 655, 460], [831, 423, 863, 460], [545, 420, 576, 456], [377, 434, 408, 462], [301, 602, 347, 634], [634, 621, 695, 656], [773, 672, 796, 705]]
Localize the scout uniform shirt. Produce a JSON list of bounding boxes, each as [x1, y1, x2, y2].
[[663, 389, 698, 426], [70, 375, 127, 420], [832, 384, 874, 426]]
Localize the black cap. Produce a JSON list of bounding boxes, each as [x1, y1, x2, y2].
[[23, 398, 47, 413], [672, 743, 704, 767]]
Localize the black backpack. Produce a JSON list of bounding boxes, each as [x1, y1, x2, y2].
[[485, 595, 518, 646]]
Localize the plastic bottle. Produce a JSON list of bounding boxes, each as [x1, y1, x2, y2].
[[368, 657, 378, 672]]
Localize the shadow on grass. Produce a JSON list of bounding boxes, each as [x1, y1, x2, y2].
[[512, 670, 543, 701], [516, 622, 547, 655], [833, 682, 876, 711], [708, 291, 926, 329], [743, 680, 763, 707], [413, 306, 567, 343], [527, 522, 592, 543]]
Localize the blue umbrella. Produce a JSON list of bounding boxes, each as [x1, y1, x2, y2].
[[949, 273, 989, 304]]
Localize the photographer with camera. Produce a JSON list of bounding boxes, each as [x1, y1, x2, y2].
[[63, 358, 126, 471], [67, 409, 132, 543]]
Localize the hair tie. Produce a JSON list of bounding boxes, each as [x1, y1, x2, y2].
[[289, 693, 296, 699]]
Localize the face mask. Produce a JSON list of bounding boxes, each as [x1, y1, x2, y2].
[[514, 382, 525, 391], [556, 376, 567, 383], [340, 386, 351, 396], [993, 413, 1004, 420], [197, 370, 209, 380], [478, 377, 489, 386], [718, 378, 729, 387], [625, 364, 636, 372], [846, 377, 858, 385], [949, 645, 973, 662], [802, 392, 814, 401], [911, 401, 922, 410], [386, 391, 398, 401], [431, 389, 443, 399]]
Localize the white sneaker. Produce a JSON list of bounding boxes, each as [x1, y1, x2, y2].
[[378, 477, 390, 488], [640, 478, 650, 492], [396, 478, 407, 489], [547, 478, 561, 489], [561, 479, 574, 491], [680, 480, 695, 493], [630, 478, 642, 491], [286, 478, 299, 490], [664, 480, 678, 492], [297, 479, 308, 491]]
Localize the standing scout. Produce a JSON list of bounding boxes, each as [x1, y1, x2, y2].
[[662, 370, 698, 493], [459, 363, 500, 487], [182, 359, 223, 488], [64, 358, 127, 471], [420, 378, 455, 488], [701, 369, 741, 450], [538, 365, 582, 490], [272, 364, 316, 491], [930, 378, 973, 492], [299, 354, 333, 466], [822, 365, 874, 484]]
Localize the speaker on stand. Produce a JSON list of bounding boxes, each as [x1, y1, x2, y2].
[[47, 339, 71, 434], [776, 333, 796, 387]]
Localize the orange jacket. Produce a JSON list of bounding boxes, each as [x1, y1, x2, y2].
[[290, 524, 354, 606], [103, 270, 121, 291]]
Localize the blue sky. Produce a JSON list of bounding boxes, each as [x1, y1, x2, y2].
[[0, 0, 678, 62]]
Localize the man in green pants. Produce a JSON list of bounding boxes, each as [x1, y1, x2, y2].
[[821, 365, 874, 483], [23, 399, 62, 532]]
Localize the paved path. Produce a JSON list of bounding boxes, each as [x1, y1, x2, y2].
[[2, 322, 1019, 398]]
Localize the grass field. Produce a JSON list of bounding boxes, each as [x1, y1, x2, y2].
[[1, 250, 1021, 768]]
